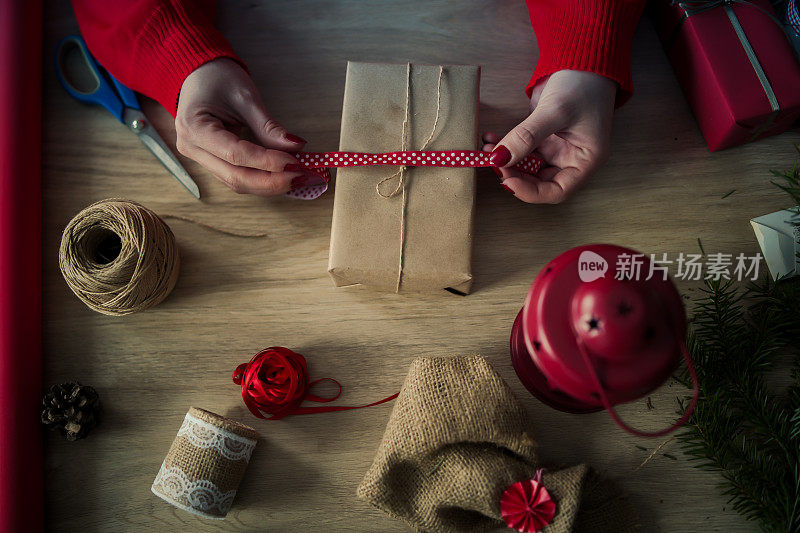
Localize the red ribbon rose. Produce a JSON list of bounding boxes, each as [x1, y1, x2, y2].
[[232, 347, 397, 420]]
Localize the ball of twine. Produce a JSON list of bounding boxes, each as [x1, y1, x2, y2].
[[58, 199, 180, 316]]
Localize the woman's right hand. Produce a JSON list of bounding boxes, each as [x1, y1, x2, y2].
[[175, 58, 322, 196], [483, 69, 617, 204]]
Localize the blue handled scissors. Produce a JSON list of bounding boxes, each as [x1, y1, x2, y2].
[[55, 35, 200, 199]]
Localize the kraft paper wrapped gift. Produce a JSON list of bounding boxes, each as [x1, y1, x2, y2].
[[328, 62, 480, 293]]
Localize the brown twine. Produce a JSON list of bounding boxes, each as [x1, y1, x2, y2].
[[58, 201, 271, 316], [634, 435, 675, 471], [162, 214, 268, 238], [58, 198, 180, 316], [375, 64, 445, 292]]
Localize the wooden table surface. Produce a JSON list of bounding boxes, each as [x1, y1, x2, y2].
[[42, 1, 798, 531]]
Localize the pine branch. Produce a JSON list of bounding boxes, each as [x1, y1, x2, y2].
[[679, 279, 800, 531], [677, 147, 800, 532], [770, 144, 800, 208]]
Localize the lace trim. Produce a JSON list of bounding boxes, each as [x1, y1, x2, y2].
[[151, 463, 236, 518], [176, 412, 256, 462]]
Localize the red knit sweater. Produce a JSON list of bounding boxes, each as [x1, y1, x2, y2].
[[525, 0, 646, 106], [71, 0, 646, 116]]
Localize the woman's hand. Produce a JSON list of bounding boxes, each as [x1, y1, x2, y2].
[[482, 70, 617, 204], [175, 58, 321, 196]]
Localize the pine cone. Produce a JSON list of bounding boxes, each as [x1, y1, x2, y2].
[[40, 382, 100, 441]]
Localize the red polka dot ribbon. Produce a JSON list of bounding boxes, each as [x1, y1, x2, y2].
[[232, 347, 399, 420], [285, 150, 545, 199]]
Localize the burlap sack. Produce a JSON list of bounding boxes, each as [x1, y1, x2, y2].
[[357, 356, 637, 532]]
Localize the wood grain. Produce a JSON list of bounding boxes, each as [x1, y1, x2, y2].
[[42, 1, 798, 531]]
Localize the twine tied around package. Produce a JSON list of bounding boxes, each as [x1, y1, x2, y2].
[[372, 63, 440, 293], [58, 199, 180, 316], [233, 347, 398, 420], [289, 63, 545, 291]]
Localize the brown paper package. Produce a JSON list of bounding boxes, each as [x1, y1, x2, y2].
[[328, 62, 480, 293]]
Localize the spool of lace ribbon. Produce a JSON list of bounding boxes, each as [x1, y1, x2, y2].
[[151, 407, 259, 520], [58, 198, 179, 316]]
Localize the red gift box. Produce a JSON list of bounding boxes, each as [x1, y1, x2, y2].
[[653, 0, 800, 151]]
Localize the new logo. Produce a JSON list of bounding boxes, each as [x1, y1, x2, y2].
[[578, 251, 608, 282]]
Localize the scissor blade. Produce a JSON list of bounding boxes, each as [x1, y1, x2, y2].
[[139, 134, 201, 199], [123, 108, 200, 199]]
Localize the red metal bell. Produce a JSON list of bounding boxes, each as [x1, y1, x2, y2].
[[510, 244, 688, 416]]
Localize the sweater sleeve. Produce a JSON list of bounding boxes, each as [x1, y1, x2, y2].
[[525, 0, 646, 106], [70, 0, 246, 116]]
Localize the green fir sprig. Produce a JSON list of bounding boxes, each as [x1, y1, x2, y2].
[[676, 147, 800, 532], [770, 144, 800, 209]]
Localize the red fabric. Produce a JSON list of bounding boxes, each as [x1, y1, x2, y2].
[[525, 0, 646, 106], [0, 0, 43, 531], [70, 0, 245, 116]]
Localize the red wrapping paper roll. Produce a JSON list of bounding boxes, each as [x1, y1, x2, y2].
[[0, 1, 43, 531]]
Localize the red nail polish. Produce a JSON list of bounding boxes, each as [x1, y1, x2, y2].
[[284, 163, 305, 172], [285, 134, 307, 145], [500, 183, 516, 196], [491, 145, 512, 167], [492, 166, 503, 178], [290, 176, 308, 190]]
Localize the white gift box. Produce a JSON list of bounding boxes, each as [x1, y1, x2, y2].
[[750, 207, 800, 280]]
